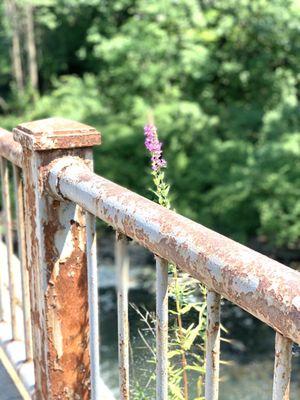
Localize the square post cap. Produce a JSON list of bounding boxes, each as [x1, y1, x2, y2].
[[13, 117, 101, 151]]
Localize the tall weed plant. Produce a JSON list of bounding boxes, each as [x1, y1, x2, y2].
[[132, 123, 207, 400]]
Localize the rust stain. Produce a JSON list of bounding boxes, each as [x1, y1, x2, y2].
[[8, 114, 299, 397], [44, 205, 90, 399], [12, 119, 96, 399], [22, 147, 49, 399], [47, 159, 300, 344], [13, 117, 101, 151], [43, 171, 90, 398]]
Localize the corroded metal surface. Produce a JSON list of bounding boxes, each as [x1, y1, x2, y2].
[[21, 148, 91, 399], [86, 211, 101, 400], [13, 119, 101, 399], [48, 159, 300, 344], [0, 157, 20, 340], [272, 333, 292, 400], [0, 238, 115, 399], [1, 117, 298, 399], [115, 233, 130, 400], [14, 118, 101, 151], [13, 165, 33, 361], [0, 129, 22, 168], [205, 290, 221, 400], [156, 257, 168, 400]]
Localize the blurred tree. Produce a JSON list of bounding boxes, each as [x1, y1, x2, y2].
[[4, 0, 24, 94], [25, 2, 39, 93], [0, 0, 299, 249]]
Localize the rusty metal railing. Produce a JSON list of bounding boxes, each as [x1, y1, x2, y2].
[[0, 118, 299, 400], [0, 128, 34, 397]]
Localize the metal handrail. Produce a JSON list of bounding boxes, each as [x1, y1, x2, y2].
[[0, 122, 299, 400], [47, 156, 300, 344], [0, 128, 23, 168]]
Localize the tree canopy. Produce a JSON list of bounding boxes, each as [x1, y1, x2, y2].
[[1, 0, 299, 249]]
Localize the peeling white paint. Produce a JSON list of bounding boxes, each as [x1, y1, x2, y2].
[[53, 261, 60, 280], [206, 256, 223, 283], [48, 306, 63, 361], [232, 275, 260, 295], [292, 296, 300, 310]]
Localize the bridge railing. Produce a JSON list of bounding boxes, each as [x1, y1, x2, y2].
[[0, 127, 34, 396], [0, 118, 299, 400]]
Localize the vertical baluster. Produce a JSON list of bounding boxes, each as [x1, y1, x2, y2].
[[205, 290, 221, 400], [12, 164, 33, 359], [0, 157, 19, 340], [272, 332, 292, 400], [156, 257, 168, 400], [86, 211, 100, 399], [116, 232, 130, 399], [0, 261, 3, 322], [0, 168, 3, 321]]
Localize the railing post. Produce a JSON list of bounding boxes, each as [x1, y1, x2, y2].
[[13, 118, 101, 399], [115, 232, 130, 400], [13, 164, 33, 361], [272, 332, 292, 400], [205, 290, 221, 400], [156, 257, 168, 400], [0, 157, 19, 337]]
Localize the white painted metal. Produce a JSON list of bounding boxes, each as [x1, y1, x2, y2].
[[0, 240, 35, 396], [156, 257, 168, 400], [0, 157, 19, 340], [116, 234, 130, 400], [86, 211, 100, 400], [0, 182, 3, 322], [12, 164, 33, 360], [272, 332, 292, 400], [205, 290, 221, 400], [0, 323, 35, 396]]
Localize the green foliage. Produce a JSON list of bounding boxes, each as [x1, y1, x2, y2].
[[1, 0, 300, 248], [168, 275, 207, 400], [131, 281, 207, 400]]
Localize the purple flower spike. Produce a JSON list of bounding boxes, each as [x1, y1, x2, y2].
[[144, 124, 167, 171]]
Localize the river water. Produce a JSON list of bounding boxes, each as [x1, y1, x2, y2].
[[98, 236, 300, 399]]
